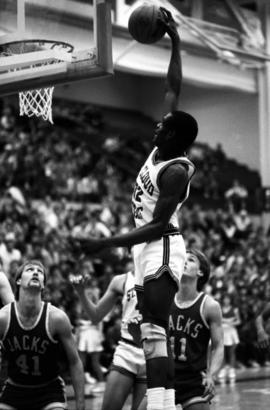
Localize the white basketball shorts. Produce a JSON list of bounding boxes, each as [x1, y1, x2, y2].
[[133, 234, 186, 291]]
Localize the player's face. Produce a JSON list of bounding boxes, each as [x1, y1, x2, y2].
[[18, 263, 46, 290], [183, 252, 203, 280], [153, 113, 173, 147]]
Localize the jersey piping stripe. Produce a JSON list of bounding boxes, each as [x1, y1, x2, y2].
[[43, 402, 67, 410], [200, 295, 209, 329], [182, 393, 212, 408], [163, 236, 170, 265], [46, 303, 58, 344], [0, 403, 15, 410], [110, 364, 146, 382], [14, 301, 44, 331], [156, 158, 196, 190], [6, 376, 63, 388], [135, 284, 144, 292], [2, 303, 11, 341], [144, 266, 178, 286], [174, 292, 204, 310], [120, 337, 142, 348], [143, 236, 178, 285]]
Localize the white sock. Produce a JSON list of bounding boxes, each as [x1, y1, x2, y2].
[[147, 387, 165, 410], [163, 389, 176, 410]]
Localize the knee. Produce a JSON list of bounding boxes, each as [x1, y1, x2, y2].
[[141, 322, 168, 360]]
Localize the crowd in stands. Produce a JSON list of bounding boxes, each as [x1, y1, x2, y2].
[[0, 98, 269, 379]]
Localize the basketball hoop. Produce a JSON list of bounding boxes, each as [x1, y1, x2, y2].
[[19, 87, 55, 123], [0, 40, 74, 123]]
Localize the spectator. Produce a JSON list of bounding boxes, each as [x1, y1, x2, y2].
[[225, 179, 248, 212], [233, 209, 252, 240], [218, 294, 241, 381], [0, 232, 22, 277], [74, 277, 105, 391], [0, 97, 267, 374]]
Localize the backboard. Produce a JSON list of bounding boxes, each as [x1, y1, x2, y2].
[[0, 0, 113, 96]]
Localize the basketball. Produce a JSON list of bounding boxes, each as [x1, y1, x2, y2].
[[128, 4, 166, 44]]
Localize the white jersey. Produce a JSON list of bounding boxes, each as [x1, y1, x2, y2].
[[121, 271, 139, 341], [132, 147, 195, 229]]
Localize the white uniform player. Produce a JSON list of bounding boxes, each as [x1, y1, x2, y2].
[[69, 9, 199, 409], [132, 147, 195, 291], [71, 270, 146, 410], [111, 271, 146, 381]]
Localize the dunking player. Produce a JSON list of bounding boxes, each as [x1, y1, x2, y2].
[[0, 260, 85, 410], [69, 8, 198, 410], [71, 266, 146, 410], [169, 250, 223, 409]]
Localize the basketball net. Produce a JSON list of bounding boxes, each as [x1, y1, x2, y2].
[[0, 40, 73, 124], [19, 86, 54, 124]]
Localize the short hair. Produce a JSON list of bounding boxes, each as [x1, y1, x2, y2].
[[187, 249, 210, 291], [167, 111, 198, 152], [15, 260, 47, 300]]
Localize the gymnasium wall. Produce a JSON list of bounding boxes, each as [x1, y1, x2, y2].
[[56, 70, 259, 171]]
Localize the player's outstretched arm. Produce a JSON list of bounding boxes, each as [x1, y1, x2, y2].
[[68, 163, 188, 255], [255, 303, 270, 348], [203, 297, 224, 398], [0, 271, 14, 305], [70, 274, 125, 324], [52, 307, 85, 410], [159, 8, 182, 114]]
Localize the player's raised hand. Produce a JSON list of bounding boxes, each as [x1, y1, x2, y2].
[[159, 7, 179, 39], [201, 371, 215, 401], [257, 329, 270, 349], [69, 273, 92, 294]]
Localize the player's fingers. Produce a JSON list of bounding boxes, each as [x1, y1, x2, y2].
[[201, 371, 207, 386], [258, 339, 269, 349], [159, 7, 173, 19], [202, 388, 209, 398], [159, 7, 173, 24], [203, 388, 215, 399], [202, 382, 215, 397], [128, 317, 141, 325], [69, 274, 84, 285], [208, 391, 215, 403]]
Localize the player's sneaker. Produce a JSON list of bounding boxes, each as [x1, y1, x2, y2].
[[85, 373, 97, 385], [228, 368, 236, 380], [249, 360, 260, 369], [91, 382, 106, 395], [218, 367, 227, 380]]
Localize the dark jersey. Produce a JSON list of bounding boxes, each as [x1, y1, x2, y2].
[[169, 293, 210, 376], [1, 302, 61, 385]]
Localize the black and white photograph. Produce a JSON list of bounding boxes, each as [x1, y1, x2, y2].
[[0, 1, 270, 409]]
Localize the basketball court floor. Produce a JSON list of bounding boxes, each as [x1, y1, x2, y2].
[[67, 379, 270, 410]]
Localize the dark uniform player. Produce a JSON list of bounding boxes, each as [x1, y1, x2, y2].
[[169, 250, 223, 410], [0, 260, 85, 410], [255, 301, 270, 348], [0, 269, 14, 386]]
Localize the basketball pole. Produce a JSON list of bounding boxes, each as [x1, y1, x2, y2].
[[17, 0, 26, 36]]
